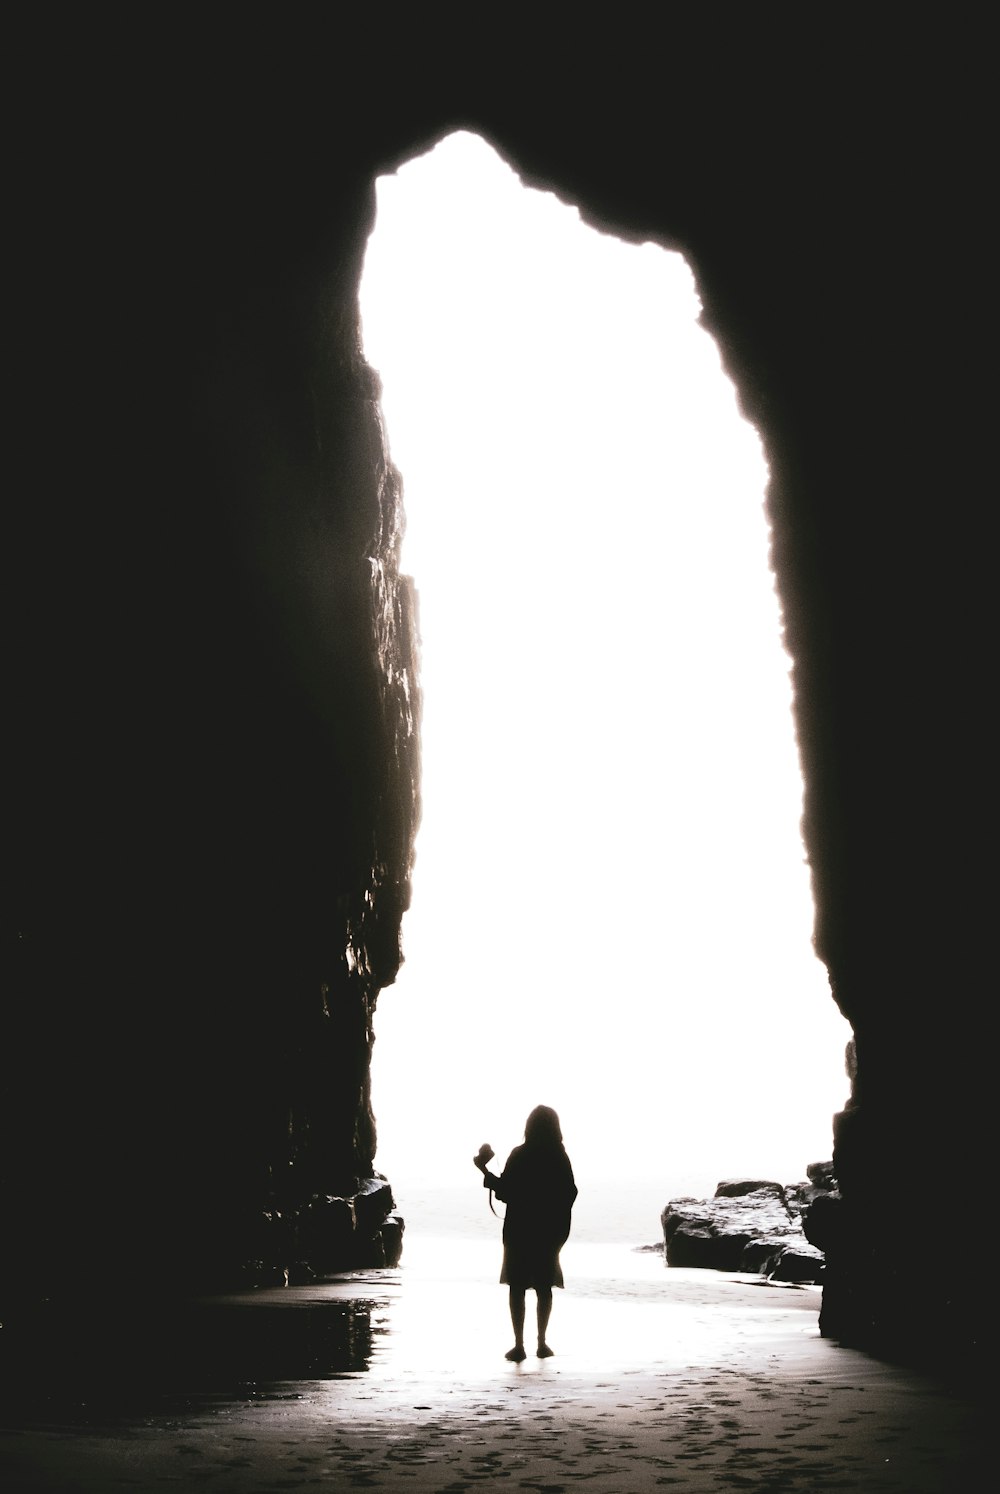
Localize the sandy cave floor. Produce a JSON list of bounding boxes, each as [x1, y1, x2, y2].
[[0, 1238, 985, 1492]]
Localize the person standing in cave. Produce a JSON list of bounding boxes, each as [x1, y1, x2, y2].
[[473, 1104, 578, 1361]]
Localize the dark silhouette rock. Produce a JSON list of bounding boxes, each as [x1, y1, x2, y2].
[[661, 1173, 831, 1283], [288, 1180, 403, 1282]]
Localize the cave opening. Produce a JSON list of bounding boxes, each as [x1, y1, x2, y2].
[[358, 131, 852, 1241]]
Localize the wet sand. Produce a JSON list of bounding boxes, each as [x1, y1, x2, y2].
[[0, 1239, 984, 1491]]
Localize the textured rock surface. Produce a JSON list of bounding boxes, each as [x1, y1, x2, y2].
[[662, 1172, 832, 1283], [6, 9, 991, 1372], [7, 96, 421, 1296]]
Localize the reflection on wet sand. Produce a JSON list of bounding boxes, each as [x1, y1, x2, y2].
[[0, 1282, 394, 1424], [0, 1238, 986, 1494], [0, 1239, 818, 1424]]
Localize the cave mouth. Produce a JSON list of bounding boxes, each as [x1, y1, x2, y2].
[[359, 131, 851, 1226]]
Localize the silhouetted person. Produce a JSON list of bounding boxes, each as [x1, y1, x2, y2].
[[473, 1104, 578, 1361]]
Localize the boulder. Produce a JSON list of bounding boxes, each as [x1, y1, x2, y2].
[[660, 1169, 836, 1284], [254, 1175, 404, 1286]]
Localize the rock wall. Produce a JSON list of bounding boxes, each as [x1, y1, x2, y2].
[[7, 65, 419, 1294], [6, 11, 991, 1366]]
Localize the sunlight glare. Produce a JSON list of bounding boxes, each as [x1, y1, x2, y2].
[[358, 131, 852, 1205]]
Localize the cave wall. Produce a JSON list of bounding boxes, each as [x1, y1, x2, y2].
[[8, 61, 419, 1290], [7, 12, 991, 1363]]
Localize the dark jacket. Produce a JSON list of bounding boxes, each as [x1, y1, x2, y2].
[[485, 1140, 578, 1251]]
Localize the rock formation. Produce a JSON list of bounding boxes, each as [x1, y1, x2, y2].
[[661, 1166, 836, 1284], [6, 10, 991, 1374]]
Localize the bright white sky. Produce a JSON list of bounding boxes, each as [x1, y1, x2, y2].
[[358, 131, 852, 1202]]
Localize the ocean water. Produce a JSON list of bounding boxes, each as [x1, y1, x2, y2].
[[390, 1173, 723, 1248], [385, 1166, 824, 1306], [377, 1178, 824, 1383]]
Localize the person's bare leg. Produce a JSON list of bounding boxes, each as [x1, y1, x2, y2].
[[536, 1288, 553, 1356], [506, 1288, 526, 1361]]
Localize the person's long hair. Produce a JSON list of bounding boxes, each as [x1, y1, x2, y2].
[[523, 1104, 564, 1148]]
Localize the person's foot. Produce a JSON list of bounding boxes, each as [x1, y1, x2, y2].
[[505, 1345, 527, 1362], [536, 1343, 554, 1358]]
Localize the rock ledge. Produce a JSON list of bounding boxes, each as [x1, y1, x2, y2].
[[660, 1163, 836, 1284]]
